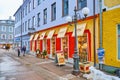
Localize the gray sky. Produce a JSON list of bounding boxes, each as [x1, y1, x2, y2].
[[0, 0, 22, 20]]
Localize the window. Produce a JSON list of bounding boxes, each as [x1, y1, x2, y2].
[[9, 27, 13, 32], [62, 0, 69, 16], [77, 0, 87, 10], [22, 23, 24, 32], [51, 2, 56, 21], [23, 8, 24, 17], [28, 19, 31, 28], [9, 34, 13, 39], [38, 0, 41, 5], [2, 26, 6, 32], [43, 8, 47, 24], [118, 25, 120, 59], [25, 5, 27, 15], [1, 34, 6, 39], [32, 16, 35, 27], [25, 21, 27, 31], [37, 13, 40, 27], [33, 0, 36, 9], [28, 1, 31, 12]]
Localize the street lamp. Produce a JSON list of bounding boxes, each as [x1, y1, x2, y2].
[[66, 6, 89, 75]]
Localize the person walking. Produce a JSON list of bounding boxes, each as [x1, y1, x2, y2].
[[23, 46, 26, 56], [17, 47, 20, 57]]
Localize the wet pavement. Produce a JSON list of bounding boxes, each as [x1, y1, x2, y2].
[[0, 49, 86, 80]]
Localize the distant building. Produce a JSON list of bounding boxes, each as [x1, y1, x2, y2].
[[0, 18, 14, 48]]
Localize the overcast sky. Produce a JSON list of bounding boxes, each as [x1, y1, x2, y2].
[[0, 0, 23, 20]]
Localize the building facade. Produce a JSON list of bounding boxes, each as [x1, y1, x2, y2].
[[14, 0, 100, 63], [0, 18, 14, 48]]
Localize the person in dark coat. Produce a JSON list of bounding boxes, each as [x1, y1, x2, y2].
[[23, 46, 26, 56], [18, 47, 20, 57]]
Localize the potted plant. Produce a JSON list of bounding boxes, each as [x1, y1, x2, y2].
[[42, 50, 47, 59]]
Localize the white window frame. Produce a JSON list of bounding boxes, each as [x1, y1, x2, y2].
[[9, 27, 13, 32], [9, 34, 13, 39], [2, 26, 6, 32], [1, 34, 6, 39]]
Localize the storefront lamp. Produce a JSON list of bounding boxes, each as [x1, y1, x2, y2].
[[66, 6, 89, 76]]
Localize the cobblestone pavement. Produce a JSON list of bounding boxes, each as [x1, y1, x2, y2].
[[0, 49, 86, 80]]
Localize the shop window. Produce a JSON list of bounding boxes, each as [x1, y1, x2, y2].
[[78, 34, 88, 62], [51, 37, 55, 57], [62, 36, 68, 59], [43, 39, 47, 50], [37, 40, 40, 50]]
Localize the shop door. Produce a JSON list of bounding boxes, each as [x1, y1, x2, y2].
[[62, 36, 68, 59], [78, 34, 88, 62], [51, 37, 56, 57]]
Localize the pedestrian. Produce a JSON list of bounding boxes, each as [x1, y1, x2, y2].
[[17, 47, 20, 57], [23, 46, 26, 56]]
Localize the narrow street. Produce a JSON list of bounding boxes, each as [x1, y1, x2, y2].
[[0, 49, 85, 80]]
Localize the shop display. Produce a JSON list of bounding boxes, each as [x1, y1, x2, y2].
[[78, 34, 88, 62], [62, 36, 68, 59], [52, 37, 55, 57]]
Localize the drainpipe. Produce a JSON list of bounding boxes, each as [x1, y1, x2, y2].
[[99, 0, 102, 48]]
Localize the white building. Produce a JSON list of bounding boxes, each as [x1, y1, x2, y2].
[[14, 0, 100, 62]]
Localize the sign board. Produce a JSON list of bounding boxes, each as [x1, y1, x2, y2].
[[97, 48, 105, 64], [56, 51, 65, 65]]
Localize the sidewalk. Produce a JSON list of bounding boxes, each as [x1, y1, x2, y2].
[[8, 49, 86, 80]]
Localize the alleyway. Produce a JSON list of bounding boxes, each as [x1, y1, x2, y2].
[[0, 49, 85, 80]]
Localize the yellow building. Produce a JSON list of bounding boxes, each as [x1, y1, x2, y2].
[[102, 8, 120, 68], [97, 0, 120, 71]]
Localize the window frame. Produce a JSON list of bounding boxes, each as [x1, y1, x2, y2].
[[9, 34, 13, 39], [77, 0, 87, 10], [2, 26, 6, 32], [51, 2, 56, 21], [32, 16, 36, 28], [37, 12, 40, 27], [9, 27, 13, 32], [43, 8, 47, 24], [1, 34, 6, 39], [38, 0, 41, 5], [117, 24, 120, 60], [62, 0, 69, 17]]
